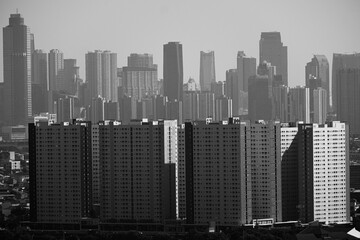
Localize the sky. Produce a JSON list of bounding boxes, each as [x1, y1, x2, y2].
[[0, 0, 360, 87]]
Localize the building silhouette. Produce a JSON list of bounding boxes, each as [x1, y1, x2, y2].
[[332, 53, 360, 113], [336, 68, 360, 134], [305, 55, 330, 109], [163, 42, 183, 102], [259, 32, 288, 86], [3, 13, 32, 125], [48, 49, 64, 92], [199, 51, 216, 92]]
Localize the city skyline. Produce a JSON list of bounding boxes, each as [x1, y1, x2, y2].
[[0, 0, 360, 87]]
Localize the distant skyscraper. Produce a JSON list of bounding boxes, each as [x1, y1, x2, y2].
[[237, 51, 256, 92], [32, 49, 48, 114], [122, 53, 158, 101], [199, 51, 216, 92], [332, 53, 360, 113], [48, 49, 64, 92], [164, 42, 183, 101], [305, 55, 330, 109], [273, 85, 289, 122], [248, 75, 273, 121], [85, 50, 117, 103], [3, 13, 32, 125], [313, 87, 327, 124], [288, 86, 310, 123], [183, 78, 198, 91], [336, 68, 360, 134], [259, 32, 288, 86], [63, 59, 79, 95]]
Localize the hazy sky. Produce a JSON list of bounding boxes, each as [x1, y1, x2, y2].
[[0, 0, 360, 87]]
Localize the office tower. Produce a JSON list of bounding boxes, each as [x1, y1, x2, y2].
[[237, 51, 256, 92], [183, 91, 199, 121], [215, 96, 232, 121], [101, 51, 117, 101], [313, 87, 327, 124], [288, 86, 310, 123], [63, 59, 79, 95], [273, 85, 289, 122], [305, 55, 330, 109], [178, 125, 186, 219], [210, 81, 224, 98], [306, 75, 322, 121], [248, 75, 273, 121], [163, 42, 183, 101], [122, 53, 158, 101], [336, 68, 360, 134], [104, 101, 119, 120], [183, 78, 198, 91], [184, 119, 252, 225], [259, 32, 288, 86], [199, 51, 216, 91], [86, 50, 117, 103], [332, 53, 360, 112], [98, 119, 178, 221], [56, 96, 74, 123], [118, 95, 135, 124], [281, 122, 350, 224], [88, 96, 105, 124], [166, 100, 183, 124], [226, 69, 247, 115], [251, 121, 282, 221], [48, 49, 64, 92], [32, 50, 48, 114], [154, 95, 167, 120], [3, 13, 32, 125], [198, 92, 215, 120], [32, 50, 48, 90], [127, 53, 154, 68], [29, 120, 93, 223], [0, 83, 4, 124]]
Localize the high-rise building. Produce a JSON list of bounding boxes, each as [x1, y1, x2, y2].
[[163, 42, 183, 102], [29, 120, 93, 223], [281, 121, 350, 224], [183, 78, 198, 92], [3, 13, 32, 125], [215, 96, 232, 121], [185, 118, 282, 225], [237, 51, 256, 92], [226, 69, 247, 116], [335, 68, 360, 134], [313, 87, 327, 124], [273, 85, 289, 122], [86, 50, 117, 103], [259, 32, 288, 86], [305, 55, 330, 109], [199, 51, 216, 92], [122, 53, 158, 101], [98, 119, 178, 221], [248, 75, 273, 121], [63, 59, 79, 95], [32, 49, 48, 114], [48, 49, 64, 92], [210, 81, 224, 98], [288, 86, 310, 123], [332, 53, 360, 112]]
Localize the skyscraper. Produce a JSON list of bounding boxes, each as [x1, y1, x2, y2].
[[29, 120, 93, 223], [281, 121, 350, 224], [32, 49, 48, 114], [48, 49, 64, 92], [85, 50, 117, 104], [305, 55, 330, 109], [288, 86, 310, 123], [3, 13, 32, 125], [313, 87, 327, 124], [163, 42, 183, 102], [237, 51, 256, 92], [336, 68, 360, 134], [122, 53, 158, 101], [332, 53, 360, 113], [248, 75, 273, 121], [199, 51, 216, 92], [63, 59, 79, 95], [259, 32, 288, 86]]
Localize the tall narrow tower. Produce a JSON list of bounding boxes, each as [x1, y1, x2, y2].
[[199, 51, 215, 92], [259, 32, 288, 86], [3, 13, 32, 125], [163, 42, 183, 102]]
